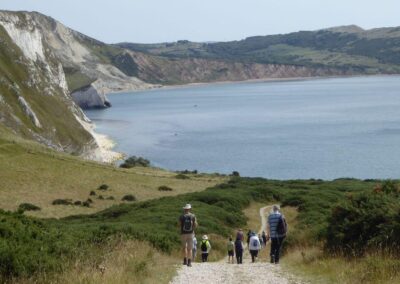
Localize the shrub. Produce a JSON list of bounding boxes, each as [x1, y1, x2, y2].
[[89, 191, 96, 196], [82, 201, 90, 207], [18, 203, 41, 212], [231, 171, 240, 177], [98, 195, 104, 200], [120, 156, 150, 168], [73, 201, 82, 206], [177, 170, 198, 174], [121, 194, 136, 202], [106, 196, 115, 200], [52, 199, 73, 205], [98, 184, 109, 191], [175, 174, 189, 180], [158, 186, 173, 191], [86, 198, 93, 204]]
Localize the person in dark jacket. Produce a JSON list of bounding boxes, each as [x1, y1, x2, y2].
[[234, 237, 244, 264]]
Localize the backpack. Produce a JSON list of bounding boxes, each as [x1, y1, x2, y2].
[[201, 240, 208, 252], [227, 241, 234, 251], [277, 215, 288, 236], [182, 214, 193, 233], [252, 239, 259, 247]]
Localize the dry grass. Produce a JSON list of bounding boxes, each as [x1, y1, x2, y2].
[[51, 239, 178, 284], [0, 134, 226, 218]]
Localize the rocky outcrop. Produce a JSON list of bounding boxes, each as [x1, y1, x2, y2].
[[71, 84, 111, 109]]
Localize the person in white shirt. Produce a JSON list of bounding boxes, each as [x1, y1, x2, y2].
[[248, 231, 261, 263]]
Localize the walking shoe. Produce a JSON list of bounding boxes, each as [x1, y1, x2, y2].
[[187, 259, 192, 267], [183, 257, 187, 265]]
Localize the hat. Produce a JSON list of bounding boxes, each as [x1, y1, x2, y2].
[[183, 204, 192, 210], [202, 235, 208, 240]]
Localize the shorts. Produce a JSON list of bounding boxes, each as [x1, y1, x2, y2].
[[228, 250, 234, 256], [181, 233, 194, 249]]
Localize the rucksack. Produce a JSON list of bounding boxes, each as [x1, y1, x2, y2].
[[234, 240, 243, 251], [182, 214, 193, 233], [227, 241, 234, 251], [277, 215, 288, 236], [252, 239, 259, 247], [201, 240, 208, 252]]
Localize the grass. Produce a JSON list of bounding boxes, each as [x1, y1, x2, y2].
[[0, 133, 226, 218]]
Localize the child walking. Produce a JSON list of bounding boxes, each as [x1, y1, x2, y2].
[[227, 237, 235, 263], [200, 235, 211, 262]]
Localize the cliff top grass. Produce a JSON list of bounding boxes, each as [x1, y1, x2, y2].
[[0, 129, 226, 218]]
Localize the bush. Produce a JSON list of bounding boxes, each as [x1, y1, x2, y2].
[[52, 199, 73, 206], [121, 194, 136, 202], [89, 191, 96, 196], [98, 195, 104, 200], [18, 203, 41, 212], [98, 184, 109, 191], [175, 174, 189, 180], [86, 198, 93, 204], [120, 156, 150, 168], [73, 201, 82, 206], [106, 196, 115, 200], [158, 186, 173, 191], [177, 170, 198, 174], [231, 171, 240, 177], [82, 201, 90, 207]]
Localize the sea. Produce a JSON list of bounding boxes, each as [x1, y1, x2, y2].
[[85, 76, 400, 180]]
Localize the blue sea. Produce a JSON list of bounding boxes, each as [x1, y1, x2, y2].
[[85, 76, 400, 180]]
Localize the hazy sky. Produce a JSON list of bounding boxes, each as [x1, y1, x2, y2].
[[1, 0, 399, 43]]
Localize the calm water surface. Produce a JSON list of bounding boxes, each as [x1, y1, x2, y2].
[[85, 76, 400, 179]]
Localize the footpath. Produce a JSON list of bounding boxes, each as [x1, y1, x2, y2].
[[170, 206, 306, 284]]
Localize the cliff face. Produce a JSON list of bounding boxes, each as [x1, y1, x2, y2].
[[128, 51, 353, 85], [0, 11, 103, 158]]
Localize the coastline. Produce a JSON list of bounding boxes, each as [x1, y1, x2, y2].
[[76, 114, 124, 163]]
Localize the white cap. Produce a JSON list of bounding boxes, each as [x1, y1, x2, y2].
[[202, 235, 208, 240], [183, 204, 192, 210]]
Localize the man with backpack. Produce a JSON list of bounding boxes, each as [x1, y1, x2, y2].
[[179, 204, 197, 267], [234, 237, 244, 264], [200, 235, 211, 262], [267, 204, 287, 264]]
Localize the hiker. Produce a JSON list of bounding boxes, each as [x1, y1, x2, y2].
[[192, 235, 198, 261], [200, 235, 212, 262], [267, 204, 287, 264], [246, 230, 252, 246], [234, 237, 244, 264], [249, 231, 261, 263], [258, 234, 263, 247], [227, 237, 235, 264], [262, 231, 268, 247], [179, 203, 197, 267]]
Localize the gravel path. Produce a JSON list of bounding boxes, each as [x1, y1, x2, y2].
[[170, 206, 306, 284]]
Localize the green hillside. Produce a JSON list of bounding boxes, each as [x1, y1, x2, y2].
[[118, 26, 400, 74]]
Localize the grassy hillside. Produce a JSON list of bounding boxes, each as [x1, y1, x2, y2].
[[1, 132, 399, 283], [118, 26, 400, 74], [0, 129, 225, 218]]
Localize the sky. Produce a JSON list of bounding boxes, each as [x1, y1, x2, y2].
[[1, 0, 399, 44]]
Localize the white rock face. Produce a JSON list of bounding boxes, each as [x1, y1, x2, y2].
[[0, 13, 45, 62], [71, 84, 110, 109], [17, 96, 42, 128]]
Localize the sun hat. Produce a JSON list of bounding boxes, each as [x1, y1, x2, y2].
[[183, 204, 192, 210], [202, 235, 208, 240]]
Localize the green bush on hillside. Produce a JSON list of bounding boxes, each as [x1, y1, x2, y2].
[[326, 181, 400, 257], [18, 203, 41, 212], [158, 185, 173, 191], [120, 156, 150, 168], [121, 194, 136, 202]]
